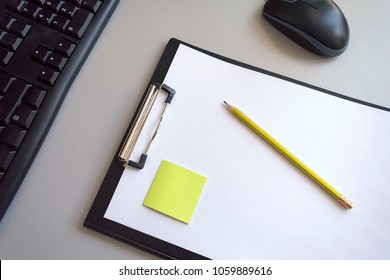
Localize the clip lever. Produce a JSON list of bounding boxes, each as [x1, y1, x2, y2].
[[118, 83, 175, 169]]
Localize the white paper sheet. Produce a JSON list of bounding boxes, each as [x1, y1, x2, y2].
[[105, 44, 390, 259]]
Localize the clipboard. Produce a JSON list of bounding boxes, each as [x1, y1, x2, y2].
[[84, 38, 390, 260]]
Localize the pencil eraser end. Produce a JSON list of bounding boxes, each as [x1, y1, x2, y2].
[[338, 195, 354, 209]]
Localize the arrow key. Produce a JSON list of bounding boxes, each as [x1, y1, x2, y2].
[[38, 67, 59, 86]]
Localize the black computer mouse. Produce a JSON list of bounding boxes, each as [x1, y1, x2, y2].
[[262, 0, 350, 57]]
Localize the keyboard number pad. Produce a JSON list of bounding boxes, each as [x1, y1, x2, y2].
[[8, 0, 103, 39], [0, 14, 31, 65]]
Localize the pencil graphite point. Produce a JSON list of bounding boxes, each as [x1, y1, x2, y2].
[[223, 101, 233, 112]]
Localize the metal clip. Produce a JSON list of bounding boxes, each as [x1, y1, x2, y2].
[[118, 83, 175, 169]]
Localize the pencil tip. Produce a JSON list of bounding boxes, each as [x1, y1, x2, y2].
[[223, 101, 234, 112]]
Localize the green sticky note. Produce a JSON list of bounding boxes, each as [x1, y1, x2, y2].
[[143, 160, 207, 224]]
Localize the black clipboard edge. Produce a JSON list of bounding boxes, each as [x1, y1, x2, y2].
[[84, 37, 390, 260]]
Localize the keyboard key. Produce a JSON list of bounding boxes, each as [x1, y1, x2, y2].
[[31, 0, 46, 7], [60, 2, 78, 19], [0, 125, 27, 149], [31, 46, 51, 64], [0, 72, 15, 95], [45, 0, 62, 13], [52, 15, 70, 32], [66, 9, 93, 39], [9, 20, 31, 38], [11, 105, 37, 129], [46, 52, 67, 71], [36, 9, 54, 26], [0, 48, 13, 66], [82, 0, 102, 13], [7, 0, 26, 13], [0, 33, 22, 52], [69, 0, 84, 6], [0, 79, 30, 125], [0, 147, 16, 172], [23, 86, 46, 109], [38, 67, 59, 85], [21, 3, 41, 20], [0, 14, 13, 30], [55, 38, 76, 57]]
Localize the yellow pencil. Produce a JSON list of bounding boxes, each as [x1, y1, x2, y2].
[[223, 101, 353, 209]]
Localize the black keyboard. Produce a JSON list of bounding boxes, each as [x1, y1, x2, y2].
[[0, 0, 119, 221]]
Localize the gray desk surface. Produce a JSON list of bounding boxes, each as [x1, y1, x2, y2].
[[1, 0, 389, 259]]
